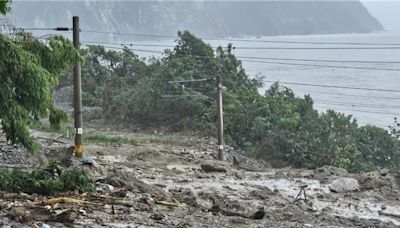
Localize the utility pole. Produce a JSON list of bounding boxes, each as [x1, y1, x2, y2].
[[73, 16, 83, 158], [217, 75, 224, 161]]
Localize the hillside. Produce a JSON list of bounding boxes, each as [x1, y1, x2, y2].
[[8, 1, 383, 39]]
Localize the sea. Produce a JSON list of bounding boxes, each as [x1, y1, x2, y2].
[[87, 32, 400, 129]]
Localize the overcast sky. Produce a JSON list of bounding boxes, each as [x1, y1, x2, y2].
[[360, 0, 400, 31]]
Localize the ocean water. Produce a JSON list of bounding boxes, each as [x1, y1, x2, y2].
[[87, 32, 400, 129]]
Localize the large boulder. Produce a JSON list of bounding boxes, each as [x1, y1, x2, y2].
[[329, 178, 360, 193], [201, 161, 227, 173]]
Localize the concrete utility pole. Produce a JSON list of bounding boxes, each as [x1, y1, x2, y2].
[[72, 16, 83, 158], [217, 75, 224, 161]]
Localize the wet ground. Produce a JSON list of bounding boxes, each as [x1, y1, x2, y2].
[[1, 125, 400, 227]]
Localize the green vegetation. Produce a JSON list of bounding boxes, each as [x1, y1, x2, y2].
[[60, 31, 400, 172], [0, 3, 80, 151], [0, 162, 95, 195]]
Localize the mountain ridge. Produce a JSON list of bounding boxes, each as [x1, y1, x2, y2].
[[7, 1, 383, 40]]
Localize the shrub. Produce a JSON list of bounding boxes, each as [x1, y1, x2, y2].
[[0, 162, 95, 195]]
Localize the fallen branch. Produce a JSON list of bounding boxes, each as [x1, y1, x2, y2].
[[46, 197, 92, 205]]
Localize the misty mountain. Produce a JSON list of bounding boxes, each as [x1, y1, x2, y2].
[[8, 1, 383, 39]]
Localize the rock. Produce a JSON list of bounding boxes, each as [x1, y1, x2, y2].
[[81, 157, 96, 166], [150, 211, 164, 220], [34, 222, 51, 228], [78, 209, 87, 216], [314, 166, 348, 179], [96, 183, 115, 193], [380, 169, 389, 176], [329, 178, 360, 193], [97, 176, 127, 188], [356, 172, 390, 190], [251, 207, 265, 219], [169, 188, 198, 207], [250, 188, 274, 200], [200, 161, 227, 173]]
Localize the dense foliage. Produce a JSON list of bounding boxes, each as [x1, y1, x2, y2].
[[58, 31, 400, 172], [0, 162, 95, 195], [0, 1, 79, 151]]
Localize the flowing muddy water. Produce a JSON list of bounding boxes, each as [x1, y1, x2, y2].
[[146, 175, 400, 225]]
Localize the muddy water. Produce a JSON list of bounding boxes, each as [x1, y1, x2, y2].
[[146, 176, 400, 225]]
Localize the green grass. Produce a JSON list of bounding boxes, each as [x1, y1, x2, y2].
[[84, 132, 186, 146]]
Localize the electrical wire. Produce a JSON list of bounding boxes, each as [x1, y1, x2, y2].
[[315, 105, 400, 117], [264, 81, 400, 93], [294, 89, 400, 101], [81, 43, 400, 72], [242, 60, 400, 71], [80, 29, 400, 46], [238, 56, 400, 64], [313, 100, 400, 110], [82, 41, 400, 64]]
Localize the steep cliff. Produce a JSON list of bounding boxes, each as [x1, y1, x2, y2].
[[8, 1, 383, 39]]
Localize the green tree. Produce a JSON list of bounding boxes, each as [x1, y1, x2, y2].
[[0, 0, 11, 14], [0, 4, 79, 151]]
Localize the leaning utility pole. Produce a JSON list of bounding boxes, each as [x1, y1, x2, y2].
[[217, 75, 224, 160], [73, 16, 83, 158]]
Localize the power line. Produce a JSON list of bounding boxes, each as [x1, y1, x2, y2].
[[314, 100, 400, 110], [242, 60, 400, 71], [80, 29, 400, 46], [238, 56, 400, 64], [294, 89, 400, 101], [315, 105, 400, 117], [264, 80, 400, 93], [235, 47, 400, 50], [82, 41, 400, 64], [168, 78, 210, 84], [80, 39, 400, 50], [81, 44, 162, 54], [82, 44, 400, 72], [82, 40, 174, 48], [20, 27, 71, 31]]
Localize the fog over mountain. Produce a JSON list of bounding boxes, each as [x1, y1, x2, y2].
[[8, 1, 383, 39], [361, 0, 400, 32]]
